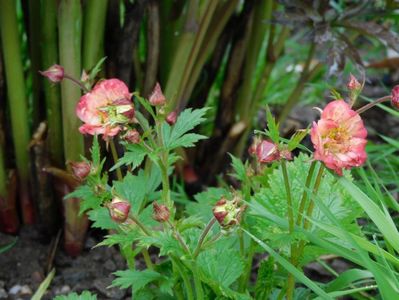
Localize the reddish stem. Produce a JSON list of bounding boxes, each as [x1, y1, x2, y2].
[[356, 95, 392, 114]]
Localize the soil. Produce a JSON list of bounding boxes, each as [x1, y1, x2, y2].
[[0, 226, 129, 300]]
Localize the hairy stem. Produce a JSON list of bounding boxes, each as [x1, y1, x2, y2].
[[356, 95, 391, 114], [193, 217, 216, 258], [109, 140, 123, 180]]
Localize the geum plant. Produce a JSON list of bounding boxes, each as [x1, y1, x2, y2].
[[42, 66, 399, 299]]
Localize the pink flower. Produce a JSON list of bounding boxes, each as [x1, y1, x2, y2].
[[40, 64, 64, 83], [347, 74, 361, 91], [311, 100, 367, 175], [76, 79, 134, 139], [391, 85, 399, 109]]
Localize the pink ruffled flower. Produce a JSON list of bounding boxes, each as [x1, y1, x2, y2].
[[311, 100, 367, 175], [76, 79, 134, 139], [391, 85, 399, 109]]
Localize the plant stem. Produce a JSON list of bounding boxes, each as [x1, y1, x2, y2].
[[128, 215, 151, 236], [281, 159, 295, 300], [109, 140, 123, 180], [41, 0, 64, 166], [295, 161, 317, 227], [63, 74, 90, 93], [193, 217, 216, 258], [0, 0, 34, 224], [171, 256, 195, 300], [142, 248, 154, 269], [192, 263, 204, 300], [167, 220, 191, 254], [356, 95, 391, 114], [82, 0, 108, 71], [238, 239, 256, 292]]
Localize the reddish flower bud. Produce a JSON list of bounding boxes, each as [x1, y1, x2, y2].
[[166, 111, 177, 125], [123, 129, 140, 143], [347, 74, 361, 91], [280, 149, 293, 161], [256, 140, 280, 163], [149, 82, 166, 106], [153, 202, 170, 222], [70, 161, 91, 180], [248, 137, 261, 156], [108, 198, 131, 223], [391, 85, 399, 109], [212, 196, 246, 229], [40, 64, 64, 83]]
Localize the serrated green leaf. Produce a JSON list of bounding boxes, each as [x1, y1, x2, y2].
[[139, 231, 186, 257], [287, 129, 309, 152], [64, 185, 102, 214], [162, 108, 208, 149], [197, 248, 244, 287], [265, 106, 279, 143], [255, 258, 274, 300], [112, 269, 163, 291], [111, 143, 147, 171], [168, 133, 207, 149], [88, 57, 107, 81], [113, 172, 147, 212], [229, 154, 247, 182], [54, 291, 97, 300], [97, 230, 141, 248], [91, 135, 101, 167], [88, 207, 118, 230]]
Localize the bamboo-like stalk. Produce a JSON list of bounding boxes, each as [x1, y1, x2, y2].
[[58, 0, 88, 256], [143, 0, 160, 97], [83, 0, 108, 71], [0, 0, 35, 224], [164, 0, 199, 105], [180, 0, 239, 108], [27, 0, 42, 127], [41, 0, 64, 166]]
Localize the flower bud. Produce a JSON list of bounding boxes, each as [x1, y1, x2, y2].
[[39, 64, 64, 83], [123, 129, 140, 143], [108, 198, 131, 223], [391, 85, 399, 109], [153, 202, 170, 222], [347, 74, 361, 91], [70, 161, 91, 181], [149, 82, 166, 106], [212, 196, 246, 229], [166, 111, 177, 125], [248, 137, 261, 156], [256, 140, 280, 163]]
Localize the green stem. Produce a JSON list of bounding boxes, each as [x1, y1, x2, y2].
[[0, 0, 33, 224], [171, 256, 195, 300], [128, 215, 152, 236], [238, 239, 256, 292], [41, 0, 64, 166], [167, 220, 191, 254], [82, 0, 108, 71], [109, 140, 123, 180], [193, 217, 216, 258], [281, 159, 295, 300], [295, 161, 317, 227], [192, 263, 204, 300], [142, 248, 154, 269]]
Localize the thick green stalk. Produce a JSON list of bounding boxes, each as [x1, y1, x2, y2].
[[41, 0, 64, 166], [171, 0, 218, 108], [295, 161, 317, 227], [82, 0, 108, 71], [192, 263, 204, 300], [28, 0, 42, 127], [164, 0, 199, 106], [171, 256, 195, 300], [58, 0, 85, 161], [0, 0, 34, 224], [58, 0, 87, 256]]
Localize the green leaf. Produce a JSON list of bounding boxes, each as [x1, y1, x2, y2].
[[112, 269, 163, 291], [111, 143, 147, 171], [265, 106, 279, 143], [254, 257, 274, 300], [32, 269, 55, 300], [65, 185, 102, 214], [162, 108, 209, 149], [229, 154, 247, 182], [88, 57, 107, 81], [139, 231, 186, 257], [96, 230, 141, 248], [91, 135, 101, 167], [88, 207, 118, 230], [113, 172, 147, 212], [0, 237, 17, 254], [197, 248, 244, 287], [54, 291, 97, 300]]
